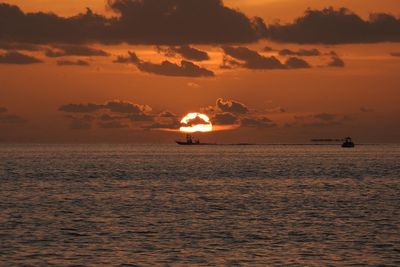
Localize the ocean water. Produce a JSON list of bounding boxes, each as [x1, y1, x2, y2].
[[0, 144, 399, 266]]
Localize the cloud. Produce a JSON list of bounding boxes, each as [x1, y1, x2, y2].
[[0, 114, 27, 124], [46, 45, 109, 57], [285, 57, 311, 69], [158, 45, 209, 61], [99, 114, 120, 121], [0, 51, 42, 64], [137, 60, 214, 77], [59, 103, 103, 113], [144, 118, 180, 130], [241, 117, 276, 128], [1, 4, 399, 46], [212, 112, 239, 125], [181, 115, 209, 127], [279, 48, 321, 57], [0, 107, 8, 113], [216, 98, 249, 114], [57, 60, 90, 66], [390, 52, 400, 57], [59, 100, 151, 115], [267, 7, 400, 44], [159, 111, 176, 118], [115, 51, 214, 77], [328, 56, 345, 67], [0, 1, 266, 45], [262, 46, 274, 52], [222, 46, 285, 69], [265, 107, 286, 113], [127, 113, 154, 122], [222, 46, 312, 70], [104, 100, 150, 114], [113, 51, 140, 64], [60, 100, 154, 129], [0, 42, 41, 51], [107, 0, 266, 44]]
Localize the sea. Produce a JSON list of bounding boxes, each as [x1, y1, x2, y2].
[[1, 144, 399, 266]]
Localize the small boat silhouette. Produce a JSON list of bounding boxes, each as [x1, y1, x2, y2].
[[176, 134, 216, 146], [342, 137, 355, 148]]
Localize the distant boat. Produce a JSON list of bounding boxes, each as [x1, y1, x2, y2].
[[176, 134, 216, 146], [342, 137, 355, 148]]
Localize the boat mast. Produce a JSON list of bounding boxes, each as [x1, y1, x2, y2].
[[186, 134, 193, 144]]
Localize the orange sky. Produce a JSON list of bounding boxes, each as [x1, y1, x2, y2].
[[0, 0, 399, 143]]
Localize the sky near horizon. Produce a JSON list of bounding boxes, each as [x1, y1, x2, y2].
[[0, 0, 399, 143]]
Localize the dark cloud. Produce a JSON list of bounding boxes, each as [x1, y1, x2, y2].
[[390, 52, 400, 57], [285, 57, 311, 69], [57, 60, 90, 66], [137, 60, 214, 77], [113, 51, 140, 64], [267, 7, 400, 44], [144, 117, 180, 130], [115, 51, 214, 77], [1, 4, 399, 46], [0, 114, 26, 124], [241, 117, 276, 128], [0, 42, 41, 51], [0, 1, 266, 45], [222, 46, 312, 70], [328, 51, 338, 56], [145, 111, 180, 130], [0, 51, 42, 64], [60, 100, 154, 129], [279, 48, 321, 57], [127, 113, 154, 122], [59, 103, 103, 113], [46, 45, 109, 57], [216, 98, 249, 114], [265, 107, 286, 113], [0, 4, 108, 44], [98, 121, 129, 129], [59, 100, 151, 115], [105, 100, 149, 114], [107, 0, 266, 44], [181, 116, 209, 127], [158, 45, 209, 61], [222, 46, 285, 69], [262, 46, 274, 52], [0, 107, 8, 113], [212, 112, 239, 125], [328, 56, 345, 67], [159, 111, 176, 118], [99, 114, 119, 121]]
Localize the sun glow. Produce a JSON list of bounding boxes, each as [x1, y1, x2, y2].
[[180, 113, 213, 133]]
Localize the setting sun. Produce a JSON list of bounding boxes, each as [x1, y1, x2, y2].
[[179, 113, 213, 133]]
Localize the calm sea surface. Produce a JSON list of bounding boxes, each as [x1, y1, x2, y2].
[[1, 144, 399, 266]]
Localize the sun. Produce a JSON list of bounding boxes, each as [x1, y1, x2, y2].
[[180, 113, 213, 133]]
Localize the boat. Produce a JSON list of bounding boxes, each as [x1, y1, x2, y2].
[[176, 134, 216, 146], [342, 137, 355, 148]]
